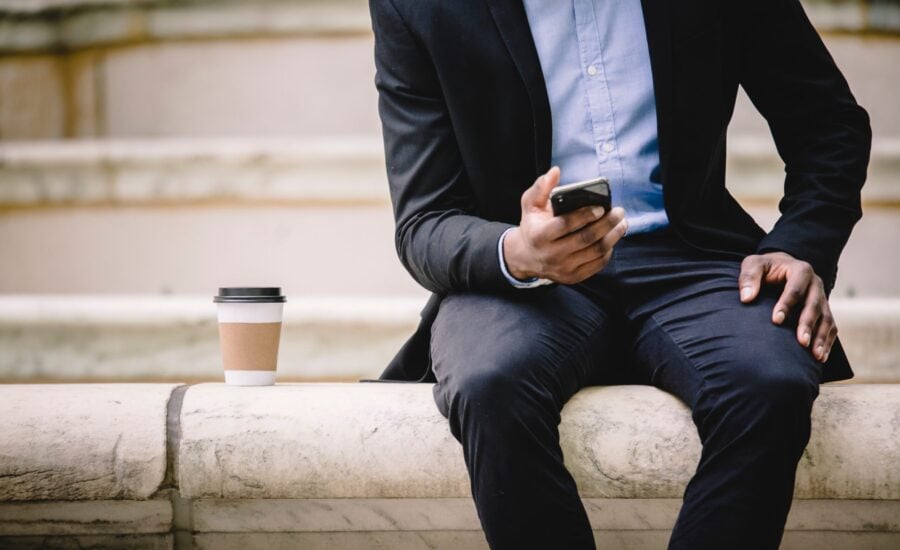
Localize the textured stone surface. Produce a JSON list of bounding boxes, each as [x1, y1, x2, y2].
[[797, 384, 900, 499], [189, 531, 900, 550], [561, 387, 701, 499], [0, 383, 184, 500], [0, 534, 173, 549], [190, 497, 900, 533], [178, 383, 471, 499], [177, 383, 900, 500], [0, 498, 171, 535], [192, 531, 489, 550]]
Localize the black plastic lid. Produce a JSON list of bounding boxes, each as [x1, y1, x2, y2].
[[213, 287, 286, 303]]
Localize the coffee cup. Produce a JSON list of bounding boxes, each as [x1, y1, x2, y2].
[[213, 287, 286, 386]]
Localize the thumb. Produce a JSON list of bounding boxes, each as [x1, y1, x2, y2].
[[522, 166, 560, 212]]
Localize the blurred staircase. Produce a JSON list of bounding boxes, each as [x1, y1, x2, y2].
[[1, 0, 898, 382]]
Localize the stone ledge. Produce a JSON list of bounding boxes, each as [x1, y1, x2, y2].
[[178, 383, 900, 500], [0, 383, 182, 501], [1, 295, 897, 383], [2, 382, 898, 548], [1, 137, 898, 207]]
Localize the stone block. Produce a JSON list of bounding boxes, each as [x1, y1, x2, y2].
[[0, 383, 184, 500], [177, 383, 471, 499], [188, 497, 900, 533], [0, 498, 171, 535], [192, 531, 489, 550], [176, 383, 900, 501], [102, 37, 381, 137], [0, 56, 64, 140], [0, 534, 173, 549]]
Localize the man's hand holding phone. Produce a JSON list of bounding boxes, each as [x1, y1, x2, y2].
[[503, 166, 628, 285]]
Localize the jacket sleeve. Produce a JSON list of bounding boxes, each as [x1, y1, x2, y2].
[[737, 0, 872, 292], [369, 0, 515, 295]]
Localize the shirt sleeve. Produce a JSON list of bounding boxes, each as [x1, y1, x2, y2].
[[497, 227, 555, 289]]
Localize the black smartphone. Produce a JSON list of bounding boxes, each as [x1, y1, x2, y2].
[[549, 176, 611, 216]]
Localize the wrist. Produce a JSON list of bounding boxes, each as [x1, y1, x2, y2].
[[503, 227, 539, 281]]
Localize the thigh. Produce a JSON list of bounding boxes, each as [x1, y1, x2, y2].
[[430, 284, 621, 418], [630, 259, 823, 414]]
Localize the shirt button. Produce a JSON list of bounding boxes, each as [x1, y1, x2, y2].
[[602, 142, 614, 153], [587, 65, 598, 76]]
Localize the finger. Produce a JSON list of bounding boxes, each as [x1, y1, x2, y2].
[[796, 286, 823, 348], [822, 324, 838, 363], [589, 216, 628, 259], [772, 268, 812, 325], [738, 255, 767, 303], [549, 216, 626, 276], [522, 166, 560, 211], [554, 238, 617, 285], [551, 204, 607, 237], [553, 207, 624, 250], [811, 305, 835, 361], [569, 253, 610, 283]]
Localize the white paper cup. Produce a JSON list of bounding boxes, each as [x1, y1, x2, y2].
[[213, 287, 286, 386]]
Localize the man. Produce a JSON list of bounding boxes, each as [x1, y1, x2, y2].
[[367, 0, 871, 548]]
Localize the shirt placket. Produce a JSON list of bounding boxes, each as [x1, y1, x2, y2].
[[573, 0, 623, 204]]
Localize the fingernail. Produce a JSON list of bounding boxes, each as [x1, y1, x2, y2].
[[803, 331, 811, 346], [740, 287, 753, 301], [823, 351, 829, 362], [774, 310, 785, 324], [816, 344, 824, 358], [591, 206, 605, 219]]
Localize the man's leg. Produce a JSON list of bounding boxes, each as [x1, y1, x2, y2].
[[430, 285, 621, 550], [620, 236, 822, 549]]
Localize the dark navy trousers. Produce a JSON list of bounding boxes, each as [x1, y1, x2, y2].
[[430, 226, 822, 550]]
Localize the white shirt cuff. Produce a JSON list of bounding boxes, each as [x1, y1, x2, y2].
[[498, 227, 554, 289]]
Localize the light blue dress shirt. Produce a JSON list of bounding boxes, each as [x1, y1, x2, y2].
[[500, 0, 669, 287]]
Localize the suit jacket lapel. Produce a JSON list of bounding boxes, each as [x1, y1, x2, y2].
[[484, 0, 552, 175], [640, 0, 674, 181]]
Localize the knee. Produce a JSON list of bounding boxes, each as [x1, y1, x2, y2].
[[436, 358, 558, 440], [741, 363, 819, 413], [712, 357, 819, 439]]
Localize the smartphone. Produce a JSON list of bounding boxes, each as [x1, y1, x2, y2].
[[549, 176, 611, 216]]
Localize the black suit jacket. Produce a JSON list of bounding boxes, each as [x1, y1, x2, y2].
[[367, 0, 871, 384]]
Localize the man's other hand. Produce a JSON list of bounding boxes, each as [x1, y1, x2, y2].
[[739, 252, 836, 363], [503, 166, 628, 285]]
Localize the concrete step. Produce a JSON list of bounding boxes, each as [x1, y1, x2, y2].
[[1, 295, 898, 383], [0, 137, 898, 297], [1, 3, 898, 141], [0, 294, 426, 383], [1, 382, 898, 548], [1, 136, 898, 206]]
